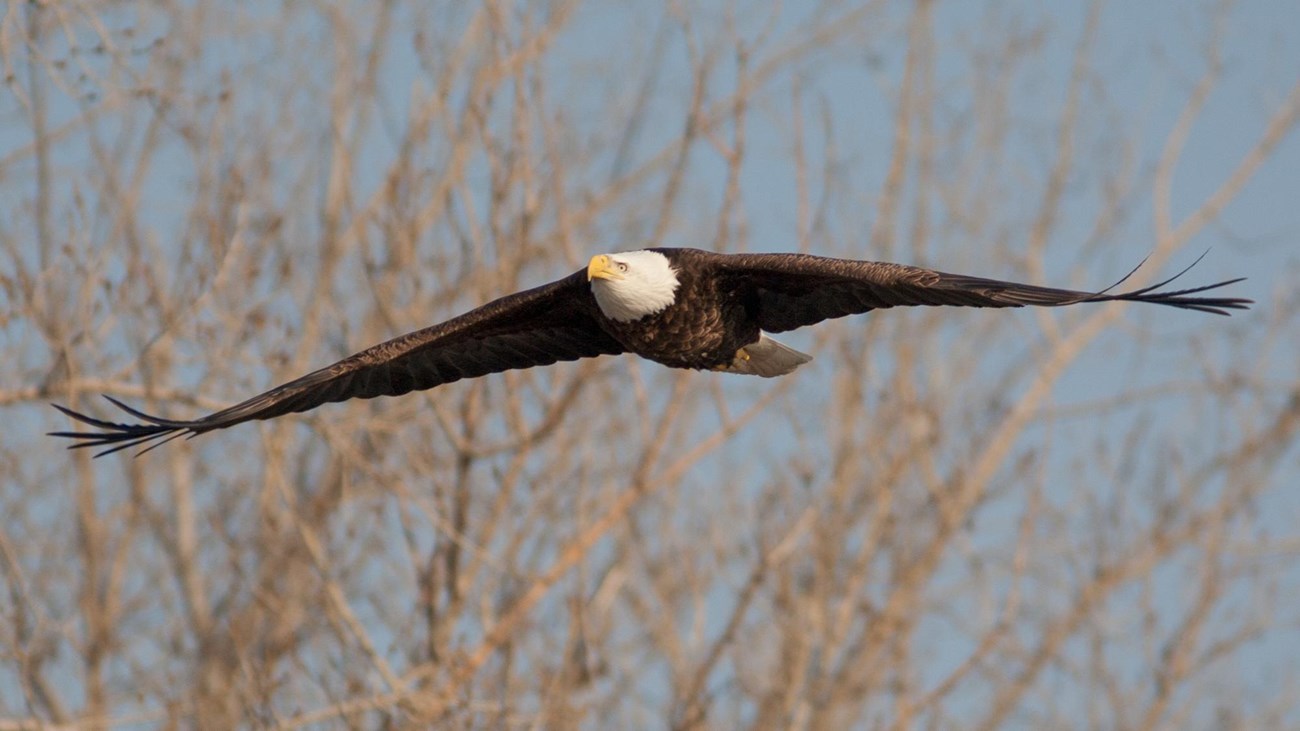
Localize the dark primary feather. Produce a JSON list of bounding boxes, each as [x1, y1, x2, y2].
[[50, 269, 622, 456], [699, 250, 1251, 332]]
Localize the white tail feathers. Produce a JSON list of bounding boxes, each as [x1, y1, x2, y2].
[[721, 333, 813, 377]]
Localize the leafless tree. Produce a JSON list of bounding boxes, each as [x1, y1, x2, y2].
[[2, 1, 1297, 729]]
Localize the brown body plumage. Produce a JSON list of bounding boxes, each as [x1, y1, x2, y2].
[[51, 248, 1251, 456], [597, 252, 755, 370]]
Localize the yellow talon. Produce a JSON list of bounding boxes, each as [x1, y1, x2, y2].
[[713, 348, 751, 372]]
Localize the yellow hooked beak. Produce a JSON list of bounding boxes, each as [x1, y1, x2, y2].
[[587, 254, 622, 281]]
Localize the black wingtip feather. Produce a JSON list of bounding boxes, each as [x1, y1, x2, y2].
[[1093, 274, 1253, 316], [1029, 253, 1253, 313], [1091, 255, 1152, 298], [48, 397, 193, 458], [1052, 253, 1251, 315]]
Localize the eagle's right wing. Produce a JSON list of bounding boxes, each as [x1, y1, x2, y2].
[[51, 269, 623, 456]]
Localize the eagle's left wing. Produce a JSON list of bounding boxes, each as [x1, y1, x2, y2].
[[703, 251, 1251, 333], [51, 268, 623, 456]]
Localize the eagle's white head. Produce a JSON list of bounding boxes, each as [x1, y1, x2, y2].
[[587, 250, 680, 322]]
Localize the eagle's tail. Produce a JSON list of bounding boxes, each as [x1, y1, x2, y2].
[[723, 334, 813, 378]]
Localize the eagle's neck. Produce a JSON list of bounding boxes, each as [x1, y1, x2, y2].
[[591, 250, 680, 322]]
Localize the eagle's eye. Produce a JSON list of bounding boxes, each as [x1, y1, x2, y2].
[[617, 262, 629, 272]]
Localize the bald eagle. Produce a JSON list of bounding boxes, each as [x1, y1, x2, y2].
[[51, 248, 1250, 456]]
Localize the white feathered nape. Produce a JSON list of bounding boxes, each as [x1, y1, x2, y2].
[[590, 250, 681, 322]]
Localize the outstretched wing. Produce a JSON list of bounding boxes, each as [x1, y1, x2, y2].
[[51, 268, 623, 456], [701, 250, 1252, 333]]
